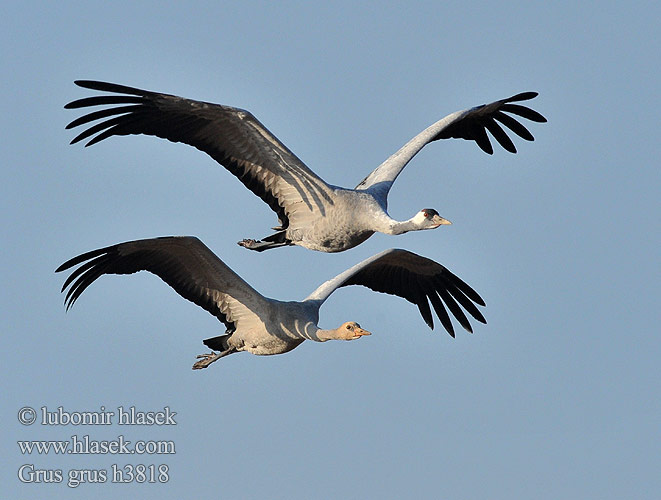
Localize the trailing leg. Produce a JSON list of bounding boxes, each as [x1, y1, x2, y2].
[[237, 230, 292, 252]]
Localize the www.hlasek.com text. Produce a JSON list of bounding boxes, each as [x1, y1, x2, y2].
[[18, 434, 175, 455]]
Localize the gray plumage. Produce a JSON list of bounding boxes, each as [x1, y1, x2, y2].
[[65, 81, 546, 252], [56, 236, 487, 369]]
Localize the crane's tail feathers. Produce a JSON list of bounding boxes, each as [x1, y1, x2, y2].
[[203, 334, 232, 352]]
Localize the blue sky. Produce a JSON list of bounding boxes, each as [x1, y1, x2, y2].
[[3, 1, 658, 498]]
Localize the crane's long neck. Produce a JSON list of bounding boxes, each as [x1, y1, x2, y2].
[[386, 217, 423, 235], [304, 325, 350, 342], [372, 210, 449, 235], [315, 328, 339, 342], [371, 213, 421, 235], [312, 324, 370, 342]]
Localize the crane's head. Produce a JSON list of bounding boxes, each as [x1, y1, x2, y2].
[[414, 208, 452, 229], [336, 321, 372, 340]]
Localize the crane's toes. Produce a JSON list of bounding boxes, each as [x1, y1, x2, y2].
[[237, 239, 258, 249], [192, 352, 218, 370]]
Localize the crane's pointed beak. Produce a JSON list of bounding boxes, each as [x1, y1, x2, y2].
[[433, 215, 452, 226], [355, 328, 371, 338]]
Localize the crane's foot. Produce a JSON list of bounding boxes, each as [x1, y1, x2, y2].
[[238, 231, 292, 252], [237, 238, 285, 252], [192, 352, 221, 370], [238, 238, 260, 249]]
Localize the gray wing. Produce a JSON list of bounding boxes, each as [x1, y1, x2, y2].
[[65, 81, 334, 229], [304, 248, 487, 337], [356, 92, 546, 195], [56, 236, 268, 334]]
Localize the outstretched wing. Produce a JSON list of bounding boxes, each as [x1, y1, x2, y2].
[[56, 236, 269, 334], [356, 92, 546, 194], [65, 81, 335, 228], [305, 248, 487, 337]]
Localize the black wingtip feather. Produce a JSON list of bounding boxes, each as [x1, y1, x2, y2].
[[441, 271, 486, 307], [74, 80, 151, 97], [493, 112, 535, 142], [438, 288, 473, 333], [66, 105, 140, 130], [485, 120, 517, 153], [506, 91, 538, 102], [428, 292, 455, 337], [500, 103, 547, 123], [64, 95, 143, 110], [416, 298, 434, 330], [56, 245, 113, 273], [474, 126, 494, 155], [445, 286, 487, 325]]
